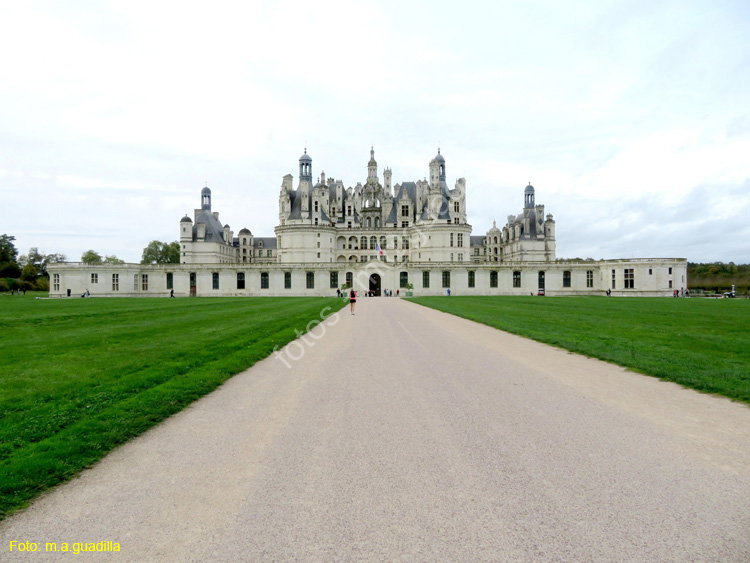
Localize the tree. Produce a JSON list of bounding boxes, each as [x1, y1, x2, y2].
[[103, 255, 125, 264], [81, 250, 103, 264], [18, 248, 67, 277], [141, 240, 180, 264], [21, 263, 38, 281], [0, 234, 18, 263], [0, 262, 21, 277]]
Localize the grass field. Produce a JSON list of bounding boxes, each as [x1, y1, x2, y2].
[[0, 294, 345, 520], [409, 296, 750, 405]]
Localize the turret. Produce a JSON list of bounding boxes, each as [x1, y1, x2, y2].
[[180, 214, 193, 243], [201, 186, 212, 211], [367, 147, 378, 181], [383, 167, 392, 196], [299, 149, 312, 182], [299, 149, 312, 215], [524, 183, 535, 208]]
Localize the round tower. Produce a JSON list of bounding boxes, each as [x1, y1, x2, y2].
[[180, 214, 193, 242]]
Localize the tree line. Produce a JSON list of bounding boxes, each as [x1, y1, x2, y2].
[[688, 262, 750, 295]]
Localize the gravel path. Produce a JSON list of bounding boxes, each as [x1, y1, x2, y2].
[[2, 297, 749, 562]]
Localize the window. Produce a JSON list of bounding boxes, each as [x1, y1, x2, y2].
[[317, 242, 320, 248], [380, 236, 386, 249], [259, 240, 263, 247], [400, 271, 408, 288], [133, 274, 139, 291], [347, 205, 352, 215], [457, 233, 463, 246], [306, 271, 314, 289], [393, 237, 398, 249], [314, 218, 318, 226], [450, 253, 454, 262], [454, 202, 459, 213], [314, 201, 319, 212], [586, 270, 593, 288], [267, 250, 272, 257], [167, 273, 173, 290], [401, 205, 409, 216], [624, 269, 634, 289], [668, 267, 672, 274], [346, 272, 353, 287], [649, 268, 653, 275], [261, 272, 269, 289], [538, 271, 545, 291], [53, 274, 60, 291], [423, 271, 430, 288], [513, 271, 521, 288], [563, 271, 571, 288], [237, 272, 245, 289], [401, 221, 409, 228], [450, 233, 454, 247], [612, 269, 616, 289], [361, 236, 367, 250], [213, 272, 220, 290], [284, 272, 292, 289], [442, 271, 451, 288], [490, 271, 498, 288], [112, 273, 119, 291], [458, 253, 463, 262], [402, 236, 409, 249], [669, 280, 673, 288], [468, 271, 475, 288], [91, 273, 98, 284], [474, 248, 479, 256], [330, 271, 338, 289], [142, 274, 148, 291], [370, 236, 377, 249]]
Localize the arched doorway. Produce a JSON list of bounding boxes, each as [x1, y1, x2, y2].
[[369, 273, 381, 296]]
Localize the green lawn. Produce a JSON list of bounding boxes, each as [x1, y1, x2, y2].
[[0, 295, 345, 520], [409, 296, 750, 405]]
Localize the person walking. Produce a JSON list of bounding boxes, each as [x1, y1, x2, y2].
[[349, 288, 357, 314], [170, 288, 175, 298]]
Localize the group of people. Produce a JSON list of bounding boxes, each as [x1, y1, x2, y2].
[[7, 288, 27, 295], [335, 288, 400, 298], [673, 288, 689, 297]]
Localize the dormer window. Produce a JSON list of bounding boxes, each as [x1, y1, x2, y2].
[[259, 240, 263, 248]]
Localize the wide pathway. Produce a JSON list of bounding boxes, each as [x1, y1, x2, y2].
[[2, 298, 749, 562]]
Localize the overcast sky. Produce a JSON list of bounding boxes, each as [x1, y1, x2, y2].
[[1, 0, 748, 264]]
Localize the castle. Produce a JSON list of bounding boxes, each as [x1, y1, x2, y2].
[[48, 148, 686, 297]]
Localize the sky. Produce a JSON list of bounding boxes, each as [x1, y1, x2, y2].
[[1, 0, 748, 264]]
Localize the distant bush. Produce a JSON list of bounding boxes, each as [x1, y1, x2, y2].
[[34, 277, 50, 291]]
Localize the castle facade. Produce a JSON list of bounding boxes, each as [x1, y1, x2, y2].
[[48, 148, 687, 297]]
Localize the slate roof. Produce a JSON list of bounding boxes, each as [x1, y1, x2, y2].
[[253, 237, 277, 249], [194, 209, 226, 242]]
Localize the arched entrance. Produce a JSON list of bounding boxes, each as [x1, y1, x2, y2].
[[369, 273, 381, 296]]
